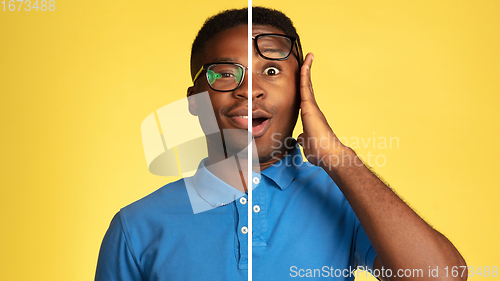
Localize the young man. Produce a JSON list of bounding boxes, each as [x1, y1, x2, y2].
[[95, 7, 466, 280]]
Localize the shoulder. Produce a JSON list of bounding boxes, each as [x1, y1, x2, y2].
[[119, 178, 192, 226], [110, 178, 197, 250], [294, 160, 341, 191], [289, 161, 356, 214]]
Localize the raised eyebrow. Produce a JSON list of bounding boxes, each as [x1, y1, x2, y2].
[[260, 47, 285, 54]]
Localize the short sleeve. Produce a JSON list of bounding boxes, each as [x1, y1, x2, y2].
[[95, 212, 145, 281], [353, 221, 378, 270]]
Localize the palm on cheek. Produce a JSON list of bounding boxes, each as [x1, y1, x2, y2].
[[297, 53, 343, 166]]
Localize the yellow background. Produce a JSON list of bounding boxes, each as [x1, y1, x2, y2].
[[1, 0, 498, 280]]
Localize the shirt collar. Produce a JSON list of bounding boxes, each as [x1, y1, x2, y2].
[[191, 158, 246, 208], [261, 141, 302, 191], [189, 141, 302, 212]]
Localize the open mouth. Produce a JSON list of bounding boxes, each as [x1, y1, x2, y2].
[[251, 117, 270, 137], [230, 116, 271, 137], [252, 117, 268, 127]]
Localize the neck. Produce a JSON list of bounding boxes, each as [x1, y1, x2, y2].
[[204, 136, 295, 192], [205, 136, 252, 192]]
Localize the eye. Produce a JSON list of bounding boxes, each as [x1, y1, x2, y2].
[[262, 66, 280, 76], [220, 72, 234, 78]]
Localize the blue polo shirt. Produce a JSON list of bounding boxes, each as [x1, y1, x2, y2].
[[95, 144, 377, 280]]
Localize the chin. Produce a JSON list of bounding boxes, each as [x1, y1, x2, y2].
[[255, 140, 284, 165], [258, 153, 278, 165]]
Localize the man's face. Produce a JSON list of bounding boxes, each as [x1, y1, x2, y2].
[[188, 24, 300, 165]]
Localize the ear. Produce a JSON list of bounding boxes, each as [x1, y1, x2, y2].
[[187, 86, 198, 116]]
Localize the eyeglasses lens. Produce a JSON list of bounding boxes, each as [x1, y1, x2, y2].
[[257, 35, 293, 60], [207, 64, 244, 91]]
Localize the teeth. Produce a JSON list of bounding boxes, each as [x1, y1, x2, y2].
[[238, 116, 248, 119]]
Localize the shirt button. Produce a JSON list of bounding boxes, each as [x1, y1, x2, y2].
[[239, 197, 247, 205], [252, 177, 260, 184], [253, 205, 260, 213], [241, 226, 248, 234]]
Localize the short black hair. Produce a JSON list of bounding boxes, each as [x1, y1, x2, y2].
[[190, 6, 302, 79]]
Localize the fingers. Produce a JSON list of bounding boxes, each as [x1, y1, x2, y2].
[[300, 53, 316, 105], [299, 53, 330, 129]]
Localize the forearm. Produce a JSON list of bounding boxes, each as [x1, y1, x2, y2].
[[322, 145, 466, 281]]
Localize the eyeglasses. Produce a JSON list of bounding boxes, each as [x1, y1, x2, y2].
[[253, 34, 300, 62], [192, 63, 247, 92], [192, 34, 301, 92]]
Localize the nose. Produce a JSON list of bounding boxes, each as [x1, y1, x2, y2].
[[232, 69, 265, 100]]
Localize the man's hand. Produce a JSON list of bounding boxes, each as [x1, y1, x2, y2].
[[296, 53, 361, 169], [297, 53, 349, 168]]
